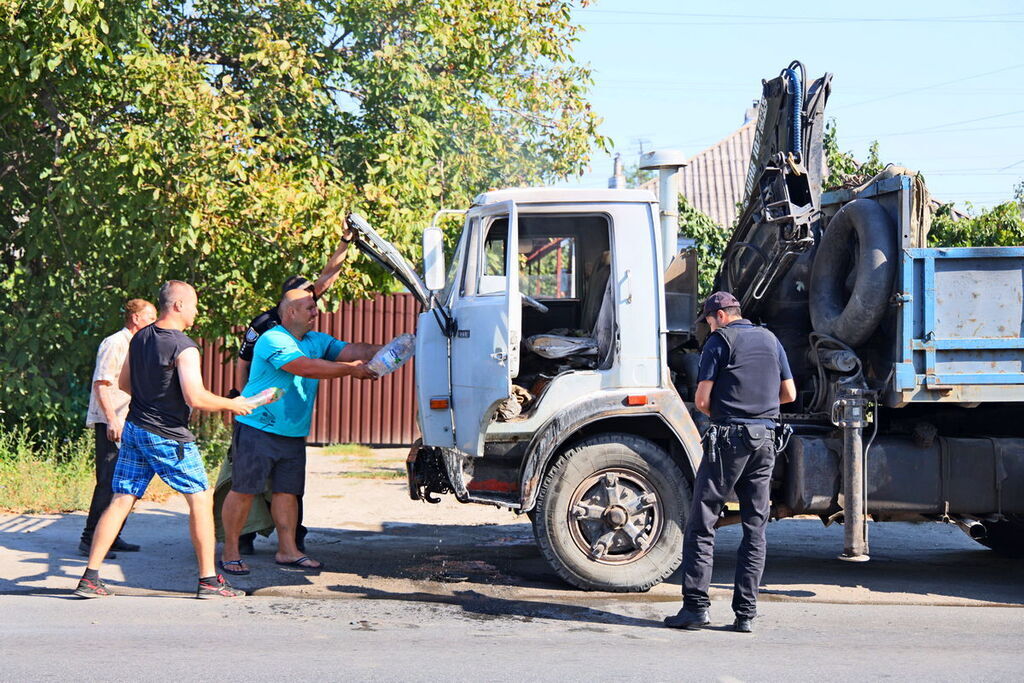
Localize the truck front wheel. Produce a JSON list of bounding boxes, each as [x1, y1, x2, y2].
[[532, 433, 690, 592]]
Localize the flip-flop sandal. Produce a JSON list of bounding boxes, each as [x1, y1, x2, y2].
[[219, 560, 250, 576], [275, 556, 324, 571]]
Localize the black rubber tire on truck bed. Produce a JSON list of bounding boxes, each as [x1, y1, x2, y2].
[[531, 433, 690, 592], [974, 515, 1024, 558], [809, 198, 897, 348]]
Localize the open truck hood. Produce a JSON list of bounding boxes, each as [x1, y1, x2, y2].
[[346, 213, 431, 309]]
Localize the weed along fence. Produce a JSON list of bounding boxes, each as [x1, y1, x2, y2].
[[200, 293, 420, 446]]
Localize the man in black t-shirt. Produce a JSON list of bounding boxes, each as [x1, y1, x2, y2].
[[665, 292, 797, 633], [232, 223, 356, 554], [75, 281, 254, 600]]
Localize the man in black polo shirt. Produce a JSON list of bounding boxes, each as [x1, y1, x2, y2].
[[665, 292, 797, 633], [232, 223, 355, 554]]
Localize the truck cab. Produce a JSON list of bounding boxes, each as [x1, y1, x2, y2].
[[349, 189, 703, 591]]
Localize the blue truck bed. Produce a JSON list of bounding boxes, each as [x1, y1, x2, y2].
[[893, 246, 1024, 405], [823, 175, 1024, 406]]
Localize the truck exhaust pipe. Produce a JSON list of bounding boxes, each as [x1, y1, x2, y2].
[[640, 150, 688, 269], [953, 517, 987, 540]]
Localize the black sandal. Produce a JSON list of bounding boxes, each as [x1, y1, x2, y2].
[[219, 559, 250, 576]]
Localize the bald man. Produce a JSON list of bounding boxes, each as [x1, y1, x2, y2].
[[219, 289, 379, 574], [75, 281, 253, 599]]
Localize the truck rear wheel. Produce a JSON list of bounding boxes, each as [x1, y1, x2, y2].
[[531, 433, 689, 592], [975, 515, 1024, 558]]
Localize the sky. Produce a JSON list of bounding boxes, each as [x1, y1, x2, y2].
[[563, 0, 1024, 210]]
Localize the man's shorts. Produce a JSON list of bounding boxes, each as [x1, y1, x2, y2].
[[230, 422, 306, 496], [113, 422, 209, 497]]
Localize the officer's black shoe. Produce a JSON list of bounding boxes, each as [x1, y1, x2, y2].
[[733, 616, 754, 633], [664, 608, 710, 630], [110, 537, 141, 552]]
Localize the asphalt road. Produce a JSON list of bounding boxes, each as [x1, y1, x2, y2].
[[2, 447, 1022, 680], [1, 594, 1021, 681]]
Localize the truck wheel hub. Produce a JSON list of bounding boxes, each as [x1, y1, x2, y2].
[[567, 468, 664, 565]]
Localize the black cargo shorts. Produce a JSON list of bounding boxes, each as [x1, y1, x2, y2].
[[230, 422, 306, 496]]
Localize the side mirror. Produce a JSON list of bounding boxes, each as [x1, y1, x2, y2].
[[422, 226, 446, 291]]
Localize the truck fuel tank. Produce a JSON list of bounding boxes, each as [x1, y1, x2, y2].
[[784, 435, 1024, 516]]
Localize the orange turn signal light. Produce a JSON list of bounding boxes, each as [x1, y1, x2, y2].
[[430, 397, 450, 410], [625, 395, 648, 406]]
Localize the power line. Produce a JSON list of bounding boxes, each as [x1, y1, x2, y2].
[[835, 63, 1024, 109], [578, 9, 1024, 23]]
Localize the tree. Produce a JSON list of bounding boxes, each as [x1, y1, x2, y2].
[[0, 0, 607, 436], [677, 195, 728, 299], [822, 119, 885, 191]]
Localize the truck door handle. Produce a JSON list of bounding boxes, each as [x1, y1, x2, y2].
[[490, 350, 507, 365]]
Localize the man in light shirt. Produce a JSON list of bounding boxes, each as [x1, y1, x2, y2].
[[80, 299, 157, 558]]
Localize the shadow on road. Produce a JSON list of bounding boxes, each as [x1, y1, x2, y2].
[[1, 510, 1021, 606], [326, 584, 664, 629]]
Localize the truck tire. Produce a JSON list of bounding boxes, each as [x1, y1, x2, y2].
[[809, 199, 897, 347], [531, 433, 690, 592], [975, 515, 1024, 558]]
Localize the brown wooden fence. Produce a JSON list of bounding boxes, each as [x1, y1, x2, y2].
[[200, 293, 420, 445]]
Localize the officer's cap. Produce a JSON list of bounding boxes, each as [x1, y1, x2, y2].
[[701, 291, 741, 318]]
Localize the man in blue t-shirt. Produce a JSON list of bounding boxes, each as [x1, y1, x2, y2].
[[666, 291, 797, 634], [219, 289, 380, 574]]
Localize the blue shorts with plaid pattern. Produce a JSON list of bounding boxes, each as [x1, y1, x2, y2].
[[113, 422, 209, 497]]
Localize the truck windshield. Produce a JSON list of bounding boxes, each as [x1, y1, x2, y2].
[[439, 219, 470, 305]]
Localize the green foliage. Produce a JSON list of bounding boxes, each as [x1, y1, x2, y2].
[[929, 201, 1024, 248], [192, 414, 233, 472], [0, 0, 607, 436], [823, 119, 885, 191], [677, 195, 729, 298]]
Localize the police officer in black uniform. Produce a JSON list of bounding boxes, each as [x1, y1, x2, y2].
[[233, 222, 356, 554], [665, 291, 796, 633]]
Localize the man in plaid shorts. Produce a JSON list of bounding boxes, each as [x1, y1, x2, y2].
[[75, 280, 255, 599]]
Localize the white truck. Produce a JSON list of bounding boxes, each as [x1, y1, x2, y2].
[[347, 63, 1024, 592]]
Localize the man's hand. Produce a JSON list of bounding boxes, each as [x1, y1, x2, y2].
[[227, 397, 254, 416], [345, 360, 377, 380], [106, 418, 124, 443], [342, 217, 357, 243]]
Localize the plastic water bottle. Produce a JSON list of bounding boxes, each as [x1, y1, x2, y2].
[[366, 333, 416, 377], [244, 387, 285, 408]]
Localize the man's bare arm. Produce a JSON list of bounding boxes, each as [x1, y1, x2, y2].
[[336, 342, 380, 363], [280, 355, 376, 380], [94, 381, 123, 441], [118, 355, 131, 394], [312, 224, 356, 298], [694, 380, 714, 416], [779, 379, 797, 404], [177, 348, 253, 415]]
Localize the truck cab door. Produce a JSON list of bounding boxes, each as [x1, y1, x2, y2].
[[449, 201, 520, 457]]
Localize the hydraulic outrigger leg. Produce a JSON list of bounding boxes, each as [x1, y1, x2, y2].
[[836, 387, 870, 562]]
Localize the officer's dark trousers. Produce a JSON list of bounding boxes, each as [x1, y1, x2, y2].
[[681, 425, 776, 619], [82, 424, 126, 543]]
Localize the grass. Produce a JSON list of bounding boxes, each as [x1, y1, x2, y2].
[[0, 428, 94, 514], [322, 442, 376, 458], [0, 416, 233, 514]]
